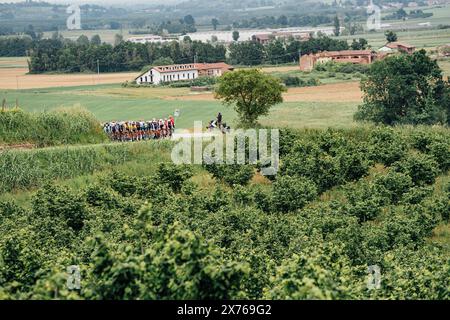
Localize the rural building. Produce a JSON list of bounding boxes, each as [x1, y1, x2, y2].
[[438, 44, 450, 57], [127, 35, 177, 44], [379, 42, 416, 54], [136, 62, 233, 85], [299, 50, 376, 72], [252, 32, 311, 44]]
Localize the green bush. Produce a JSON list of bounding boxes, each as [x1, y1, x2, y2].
[[373, 171, 413, 204], [342, 180, 385, 222], [155, 163, 193, 192], [280, 76, 320, 87], [392, 153, 439, 186], [204, 163, 255, 186], [367, 127, 408, 166], [32, 184, 87, 232], [271, 176, 318, 213]]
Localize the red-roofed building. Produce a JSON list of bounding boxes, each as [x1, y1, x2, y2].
[[299, 50, 376, 72], [379, 42, 416, 54], [136, 62, 233, 85]]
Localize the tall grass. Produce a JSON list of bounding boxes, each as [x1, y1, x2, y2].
[[0, 107, 107, 147], [0, 140, 173, 193]]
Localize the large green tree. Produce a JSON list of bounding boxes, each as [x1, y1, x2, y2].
[[215, 69, 286, 127], [355, 50, 450, 125], [385, 30, 397, 43], [333, 15, 340, 37]]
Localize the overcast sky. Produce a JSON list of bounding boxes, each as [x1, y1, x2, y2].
[[0, 0, 182, 4]]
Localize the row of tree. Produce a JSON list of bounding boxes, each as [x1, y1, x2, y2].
[[27, 34, 354, 72], [28, 38, 227, 73], [229, 36, 350, 65]]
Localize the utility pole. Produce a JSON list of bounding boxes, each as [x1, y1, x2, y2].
[[97, 59, 100, 83]]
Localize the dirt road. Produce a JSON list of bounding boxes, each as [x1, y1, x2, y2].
[[165, 82, 362, 103]]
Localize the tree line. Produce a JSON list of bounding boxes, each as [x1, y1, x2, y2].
[[229, 35, 350, 65], [28, 38, 227, 73], [25, 34, 353, 73]]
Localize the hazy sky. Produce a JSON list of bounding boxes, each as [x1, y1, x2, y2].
[[0, 0, 182, 4]]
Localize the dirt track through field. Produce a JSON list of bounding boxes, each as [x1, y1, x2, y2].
[[165, 82, 362, 103], [0, 67, 139, 90]]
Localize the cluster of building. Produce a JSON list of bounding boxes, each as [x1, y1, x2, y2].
[[127, 35, 178, 44], [127, 26, 340, 45], [136, 62, 233, 85], [299, 42, 416, 72], [135, 40, 419, 85], [252, 31, 311, 45]]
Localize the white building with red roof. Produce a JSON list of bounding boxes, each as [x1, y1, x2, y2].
[[136, 62, 233, 85]]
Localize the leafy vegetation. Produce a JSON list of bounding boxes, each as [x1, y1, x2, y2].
[[0, 126, 448, 299], [0, 107, 106, 147], [355, 50, 450, 125], [215, 69, 286, 127]]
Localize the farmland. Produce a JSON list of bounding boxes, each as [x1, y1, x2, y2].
[[0, 13, 449, 300]]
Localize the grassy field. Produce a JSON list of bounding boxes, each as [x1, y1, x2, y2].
[[336, 28, 450, 50], [0, 57, 448, 130], [0, 82, 361, 129]]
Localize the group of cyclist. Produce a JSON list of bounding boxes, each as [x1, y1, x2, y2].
[[103, 116, 175, 142], [103, 112, 230, 142]]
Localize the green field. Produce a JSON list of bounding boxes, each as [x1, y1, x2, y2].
[[0, 84, 360, 130], [336, 27, 450, 50]]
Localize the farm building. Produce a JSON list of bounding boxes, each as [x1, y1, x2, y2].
[[379, 42, 416, 55], [127, 35, 177, 44], [252, 32, 311, 44], [136, 62, 233, 85], [299, 50, 376, 72], [438, 44, 450, 57]]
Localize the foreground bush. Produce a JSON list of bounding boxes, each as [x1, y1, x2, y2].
[[0, 107, 106, 147]]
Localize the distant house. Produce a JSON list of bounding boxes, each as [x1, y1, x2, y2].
[[379, 42, 416, 55], [127, 35, 177, 44], [299, 50, 376, 72], [252, 32, 310, 44], [438, 44, 450, 57], [136, 62, 233, 85]]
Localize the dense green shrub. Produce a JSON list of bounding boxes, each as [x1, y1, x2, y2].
[[281, 134, 370, 193], [86, 221, 249, 300], [281, 141, 342, 193], [367, 127, 408, 166], [341, 180, 385, 222], [427, 141, 450, 172], [155, 163, 194, 192], [392, 153, 439, 186], [271, 176, 317, 213], [32, 184, 87, 232], [0, 126, 448, 300], [266, 244, 362, 299], [204, 163, 255, 186], [280, 76, 320, 87], [373, 171, 413, 204]]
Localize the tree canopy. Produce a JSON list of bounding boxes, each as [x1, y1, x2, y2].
[[355, 50, 450, 125], [215, 69, 286, 127]]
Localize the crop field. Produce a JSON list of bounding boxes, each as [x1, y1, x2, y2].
[[0, 81, 361, 129], [336, 28, 450, 50], [0, 35, 449, 300], [1, 56, 449, 130]]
